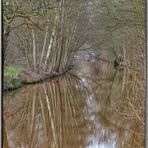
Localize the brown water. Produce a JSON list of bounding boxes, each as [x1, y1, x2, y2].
[[3, 61, 144, 148]]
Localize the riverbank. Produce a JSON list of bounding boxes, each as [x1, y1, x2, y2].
[[3, 65, 73, 91]]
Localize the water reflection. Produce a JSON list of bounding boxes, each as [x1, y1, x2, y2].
[[3, 61, 144, 148]]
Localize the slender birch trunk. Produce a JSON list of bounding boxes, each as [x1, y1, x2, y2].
[[44, 29, 55, 70], [32, 28, 36, 71], [56, 0, 65, 72], [49, 35, 58, 72], [43, 5, 59, 71], [39, 26, 48, 69]]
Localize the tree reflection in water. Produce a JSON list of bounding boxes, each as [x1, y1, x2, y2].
[[4, 62, 144, 148]]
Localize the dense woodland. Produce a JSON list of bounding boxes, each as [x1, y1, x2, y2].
[[3, 0, 144, 71]]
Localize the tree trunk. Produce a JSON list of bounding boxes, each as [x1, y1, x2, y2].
[[44, 28, 56, 71], [32, 28, 37, 71], [39, 26, 48, 69], [56, 0, 65, 72]]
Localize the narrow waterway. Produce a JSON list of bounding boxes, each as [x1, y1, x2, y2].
[[3, 60, 144, 148]]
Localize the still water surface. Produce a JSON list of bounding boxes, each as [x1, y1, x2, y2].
[[3, 61, 144, 148]]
